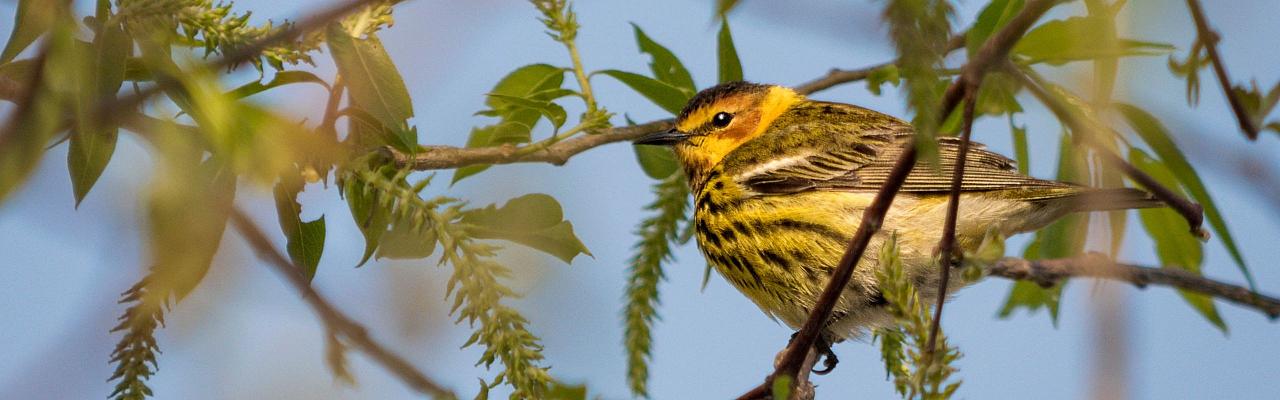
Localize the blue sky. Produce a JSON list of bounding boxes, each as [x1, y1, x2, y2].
[[1, 1, 1277, 399]]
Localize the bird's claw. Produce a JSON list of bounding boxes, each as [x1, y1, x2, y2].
[[811, 337, 839, 375]]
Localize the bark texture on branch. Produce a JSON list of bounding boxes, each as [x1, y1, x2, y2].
[[987, 255, 1280, 319]]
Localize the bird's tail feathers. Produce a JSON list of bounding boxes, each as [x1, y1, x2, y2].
[[1063, 187, 1164, 212]]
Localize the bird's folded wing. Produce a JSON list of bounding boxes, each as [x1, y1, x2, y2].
[[743, 132, 1070, 195]]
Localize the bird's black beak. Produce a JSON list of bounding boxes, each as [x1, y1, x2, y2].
[[633, 128, 691, 146]]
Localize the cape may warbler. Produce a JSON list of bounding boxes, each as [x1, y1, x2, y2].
[[634, 81, 1160, 369]]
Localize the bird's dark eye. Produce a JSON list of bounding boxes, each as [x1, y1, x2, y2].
[[712, 112, 734, 128]]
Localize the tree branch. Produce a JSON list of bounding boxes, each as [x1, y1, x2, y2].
[[229, 209, 457, 399], [1184, 0, 1259, 140], [986, 254, 1280, 320], [383, 63, 886, 172], [791, 34, 966, 95], [737, 1, 1066, 398], [925, 81, 979, 358], [388, 35, 976, 172]]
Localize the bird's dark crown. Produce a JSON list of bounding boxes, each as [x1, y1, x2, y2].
[[677, 81, 771, 122]]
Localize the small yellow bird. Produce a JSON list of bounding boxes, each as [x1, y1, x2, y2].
[[634, 81, 1161, 370]]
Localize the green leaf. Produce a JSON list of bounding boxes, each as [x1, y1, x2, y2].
[[974, 71, 1023, 116], [717, 19, 743, 83], [598, 70, 690, 115], [69, 21, 131, 206], [999, 132, 1088, 322], [486, 93, 567, 130], [633, 145, 679, 180], [1, 0, 62, 64], [326, 24, 415, 150], [865, 65, 901, 96], [998, 240, 1064, 321], [967, 0, 1025, 57], [1009, 116, 1029, 174], [274, 176, 326, 281], [1116, 104, 1252, 289], [715, 0, 742, 17], [376, 218, 438, 260], [0, 22, 71, 205], [631, 23, 695, 94], [462, 194, 591, 264], [1129, 148, 1227, 332], [227, 71, 329, 100], [148, 157, 237, 302], [486, 64, 566, 109], [1015, 16, 1174, 65], [451, 65, 567, 185], [344, 173, 392, 267], [546, 382, 588, 400]]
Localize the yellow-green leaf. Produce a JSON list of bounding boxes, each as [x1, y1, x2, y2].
[[1015, 16, 1173, 65], [0, 22, 72, 205], [462, 194, 591, 264], [0, 0, 62, 63], [1129, 148, 1226, 332], [227, 70, 328, 100], [999, 132, 1087, 322], [631, 23, 695, 94], [326, 24, 415, 151], [485, 93, 567, 130], [375, 219, 437, 260], [967, 0, 1025, 58], [717, 19, 743, 83], [274, 175, 326, 281], [148, 155, 237, 302], [486, 64, 566, 109], [598, 70, 690, 115], [69, 20, 131, 206], [633, 145, 678, 180], [344, 173, 392, 267], [1117, 103, 1252, 289], [1009, 116, 1029, 174]]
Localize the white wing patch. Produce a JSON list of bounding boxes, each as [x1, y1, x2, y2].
[[732, 151, 817, 183]]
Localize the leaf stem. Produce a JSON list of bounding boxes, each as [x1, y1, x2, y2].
[[565, 39, 598, 113]]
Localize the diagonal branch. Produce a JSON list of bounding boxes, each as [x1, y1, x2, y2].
[[925, 80, 979, 358], [985, 255, 1280, 319], [229, 209, 457, 399], [737, 1, 1066, 398], [1184, 0, 1259, 140]]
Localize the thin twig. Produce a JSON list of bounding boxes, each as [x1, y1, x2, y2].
[[387, 35, 975, 172], [1008, 65, 1208, 237], [737, 2, 1065, 398], [794, 34, 967, 95], [924, 80, 979, 358], [1184, 0, 1259, 140], [386, 59, 893, 171], [229, 209, 457, 399], [986, 254, 1280, 319]]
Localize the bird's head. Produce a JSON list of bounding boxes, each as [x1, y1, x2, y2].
[[634, 81, 804, 182]]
